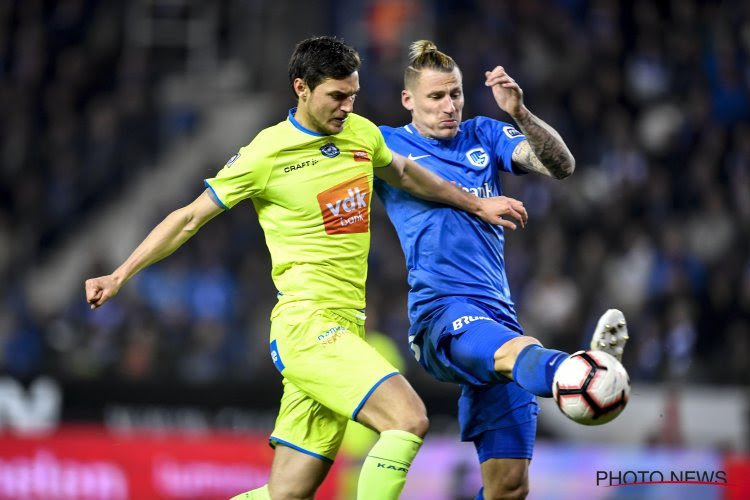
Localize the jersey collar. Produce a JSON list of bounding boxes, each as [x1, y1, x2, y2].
[[288, 107, 326, 137]]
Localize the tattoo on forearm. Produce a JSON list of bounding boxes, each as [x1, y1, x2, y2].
[[512, 111, 575, 179]]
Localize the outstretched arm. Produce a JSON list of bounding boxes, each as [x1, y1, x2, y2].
[[485, 66, 575, 179], [85, 189, 224, 309], [375, 152, 527, 229]]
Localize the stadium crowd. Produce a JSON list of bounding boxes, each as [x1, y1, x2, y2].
[[1, 0, 748, 390]]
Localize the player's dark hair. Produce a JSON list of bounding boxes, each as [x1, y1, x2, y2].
[[404, 40, 458, 89], [288, 36, 361, 96]]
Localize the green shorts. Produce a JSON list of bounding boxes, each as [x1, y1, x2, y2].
[[268, 307, 399, 462]]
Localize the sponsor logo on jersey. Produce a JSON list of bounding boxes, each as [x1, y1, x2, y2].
[[317, 325, 346, 344], [407, 153, 431, 161], [452, 315, 491, 330], [466, 147, 489, 168], [320, 142, 340, 158], [317, 173, 370, 234], [450, 180, 495, 198], [503, 125, 524, 139], [225, 153, 240, 166], [283, 158, 319, 173], [352, 150, 370, 162]]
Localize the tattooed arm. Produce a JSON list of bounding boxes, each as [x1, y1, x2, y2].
[[485, 66, 575, 179], [511, 108, 575, 179]]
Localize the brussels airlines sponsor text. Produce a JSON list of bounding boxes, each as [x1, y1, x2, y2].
[[452, 315, 491, 330]]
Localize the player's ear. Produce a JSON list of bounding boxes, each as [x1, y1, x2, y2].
[[401, 89, 413, 111], [293, 78, 308, 101]]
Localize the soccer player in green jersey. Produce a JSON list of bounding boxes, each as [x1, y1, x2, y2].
[[85, 36, 527, 500]]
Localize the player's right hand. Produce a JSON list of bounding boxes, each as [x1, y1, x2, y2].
[[85, 275, 120, 309], [477, 195, 528, 230]]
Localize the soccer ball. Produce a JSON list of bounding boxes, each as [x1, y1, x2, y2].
[[552, 350, 630, 425]]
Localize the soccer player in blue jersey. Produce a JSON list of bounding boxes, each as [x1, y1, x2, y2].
[[374, 40, 629, 499]]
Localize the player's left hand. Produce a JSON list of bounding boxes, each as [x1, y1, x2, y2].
[[85, 274, 121, 309], [485, 66, 524, 118], [477, 195, 528, 230]]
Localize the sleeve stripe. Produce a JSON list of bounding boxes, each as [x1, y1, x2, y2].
[[203, 180, 229, 210]]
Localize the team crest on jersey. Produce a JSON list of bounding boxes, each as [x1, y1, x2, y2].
[[225, 153, 240, 166], [320, 143, 340, 158], [503, 125, 524, 139], [317, 174, 370, 235], [466, 147, 489, 168]]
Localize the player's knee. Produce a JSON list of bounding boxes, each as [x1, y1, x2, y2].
[[384, 408, 429, 438], [358, 375, 430, 437], [403, 411, 430, 438], [483, 472, 529, 500], [494, 336, 542, 377]]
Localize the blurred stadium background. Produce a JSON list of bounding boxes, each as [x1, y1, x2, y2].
[[0, 0, 748, 498]]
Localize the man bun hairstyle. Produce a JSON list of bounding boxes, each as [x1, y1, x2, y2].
[[404, 40, 457, 89], [288, 36, 361, 96]]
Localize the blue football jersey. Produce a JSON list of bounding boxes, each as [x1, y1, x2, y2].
[[375, 116, 527, 341]]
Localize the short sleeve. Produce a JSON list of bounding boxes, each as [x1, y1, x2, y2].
[[370, 125, 394, 168], [204, 137, 274, 209], [479, 117, 526, 175]]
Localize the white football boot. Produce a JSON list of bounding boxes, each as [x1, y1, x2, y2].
[[590, 309, 629, 361]]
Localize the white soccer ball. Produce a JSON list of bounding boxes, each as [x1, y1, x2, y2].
[[552, 350, 630, 425]]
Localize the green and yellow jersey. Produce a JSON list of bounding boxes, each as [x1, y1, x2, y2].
[[204, 109, 393, 317]]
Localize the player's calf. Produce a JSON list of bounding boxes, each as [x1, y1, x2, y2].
[[510, 342, 569, 398], [510, 310, 630, 399]]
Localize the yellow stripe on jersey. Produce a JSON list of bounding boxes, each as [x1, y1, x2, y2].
[[204, 110, 393, 316]]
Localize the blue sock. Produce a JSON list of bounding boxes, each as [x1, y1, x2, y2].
[[511, 344, 569, 397], [475, 487, 484, 500]]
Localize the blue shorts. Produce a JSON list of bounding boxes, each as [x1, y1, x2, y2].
[[474, 419, 537, 462], [410, 299, 538, 445]]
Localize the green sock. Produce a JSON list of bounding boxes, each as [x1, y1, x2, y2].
[[357, 429, 423, 500], [229, 484, 270, 500]]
